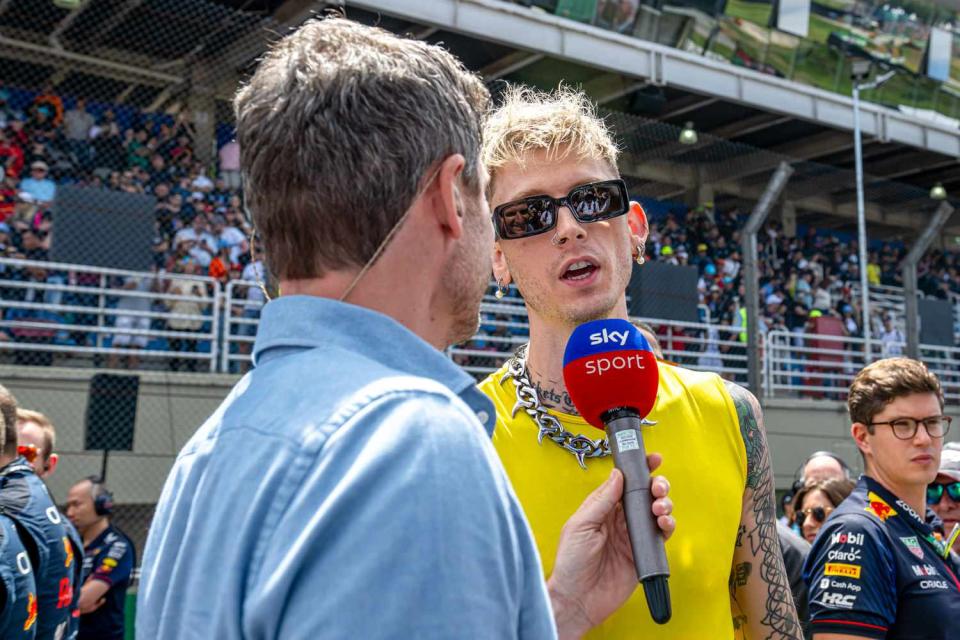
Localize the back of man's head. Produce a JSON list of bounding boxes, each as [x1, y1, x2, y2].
[[0, 384, 18, 458], [482, 85, 619, 199], [235, 16, 489, 282]]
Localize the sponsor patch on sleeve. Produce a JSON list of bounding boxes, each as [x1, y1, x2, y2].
[[865, 491, 897, 522]]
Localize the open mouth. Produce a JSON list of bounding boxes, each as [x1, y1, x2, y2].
[[562, 259, 598, 281]]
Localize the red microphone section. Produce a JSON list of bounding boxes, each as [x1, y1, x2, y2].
[[562, 319, 659, 430]]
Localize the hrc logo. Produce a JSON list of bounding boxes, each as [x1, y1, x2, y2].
[[865, 492, 897, 522]]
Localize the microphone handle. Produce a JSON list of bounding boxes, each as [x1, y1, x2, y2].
[[603, 408, 671, 625]]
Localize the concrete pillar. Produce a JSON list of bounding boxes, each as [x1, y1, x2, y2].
[[781, 201, 797, 237], [188, 67, 217, 168]]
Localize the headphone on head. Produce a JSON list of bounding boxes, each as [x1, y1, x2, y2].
[[87, 475, 114, 517], [789, 451, 853, 495]]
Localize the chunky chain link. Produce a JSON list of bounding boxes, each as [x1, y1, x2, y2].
[[503, 345, 610, 469]]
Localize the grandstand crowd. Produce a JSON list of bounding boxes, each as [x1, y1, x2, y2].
[[0, 83, 958, 376]]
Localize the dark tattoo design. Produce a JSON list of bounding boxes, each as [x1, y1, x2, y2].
[[532, 381, 579, 415], [725, 381, 801, 640], [732, 562, 752, 588], [735, 525, 746, 548]]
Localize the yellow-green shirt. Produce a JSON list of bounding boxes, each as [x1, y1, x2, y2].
[[480, 361, 747, 639]]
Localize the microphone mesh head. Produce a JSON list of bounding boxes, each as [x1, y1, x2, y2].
[[563, 319, 659, 429]]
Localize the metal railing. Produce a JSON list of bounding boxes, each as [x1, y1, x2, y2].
[[0, 258, 221, 371], [765, 329, 960, 401], [221, 279, 265, 374]]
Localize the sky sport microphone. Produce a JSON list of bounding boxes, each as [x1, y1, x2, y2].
[[562, 318, 671, 624]]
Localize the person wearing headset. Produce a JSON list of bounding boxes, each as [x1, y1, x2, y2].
[[0, 385, 80, 640], [65, 477, 135, 640]]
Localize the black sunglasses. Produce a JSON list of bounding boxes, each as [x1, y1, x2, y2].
[[797, 506, 833, 526], [927, 481, 960, 505], [492, 179, 629, 240]]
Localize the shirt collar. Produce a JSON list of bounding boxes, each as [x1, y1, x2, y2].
[[252, 296, 494, 435]]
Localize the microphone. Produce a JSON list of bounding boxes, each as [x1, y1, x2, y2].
[[562, 318, 671, 624]]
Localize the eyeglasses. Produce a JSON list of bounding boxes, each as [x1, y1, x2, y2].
[[927, 481, 960, 505], [797, 506, 834, 526], [17, 444, 39, 463], [492, 179, 629, 240], [867, 415, 952, 440]]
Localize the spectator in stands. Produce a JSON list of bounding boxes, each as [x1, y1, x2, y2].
[[33, 83, 63, 126], [29, 104, 57, 143], [218, 138, 241, 189], [792, 477, 856, 543], [211, 213, 246, 263], [64, 98, 95, 166], [90, 109, 126, 171], [66, 476, 135, 640], [0, 128, 24, 178], [19, 160, 56, 205], [108, 275, 156, 370], [15, 407, 59, 478], [880, 314, 904, 356], [165, 263, 206, 371]]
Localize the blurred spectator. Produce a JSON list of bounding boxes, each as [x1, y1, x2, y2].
[[33, 82, 63, 126], [0, 128, 24, 178], [64, 98, 95, 167], [879, 314, 905, 356], [166, 264, 207, 371], [15, 408, 59, 479], [108, 275, 156, 370], [219, 138, 241, 189], [792, 477, 856, 543], [19, 160, 56, 204]]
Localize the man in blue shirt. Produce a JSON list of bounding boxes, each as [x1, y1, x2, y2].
[[65, 477, 134, 640], [18, 161, 56, 205], [804, 358, 960, 638], [0, 384, 81, 640], [138, 16, 675, 640]]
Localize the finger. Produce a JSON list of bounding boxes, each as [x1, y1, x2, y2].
[[652, 497, 673, 517], [651, 475, 670, 499], [569, 468, 624, 528], [658, 515, 676, 540], [646, 452, 663, 473]]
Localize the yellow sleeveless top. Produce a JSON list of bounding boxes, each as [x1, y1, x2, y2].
[[480, 361, 747, 639]]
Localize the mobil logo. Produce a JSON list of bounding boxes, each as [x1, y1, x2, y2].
[[830, 531, 865, 547]]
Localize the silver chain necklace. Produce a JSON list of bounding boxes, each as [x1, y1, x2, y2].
[[503, 345, 610, 469]]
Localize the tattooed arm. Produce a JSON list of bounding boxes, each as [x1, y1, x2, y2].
[[725, 381, 802, 640]]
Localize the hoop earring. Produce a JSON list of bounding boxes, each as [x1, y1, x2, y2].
[[495, 278, 506, 300], [635, 241, 646, 265]]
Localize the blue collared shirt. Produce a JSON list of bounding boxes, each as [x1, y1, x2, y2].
[[137, 296, 554, 640]]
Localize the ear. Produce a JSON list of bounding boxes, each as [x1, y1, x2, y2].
[[627, 201, 648, 245], [428, 154, 467, 241], [851, 422, 871, 459], [492, 241, 511, 286], [44, 453, 58, 478]]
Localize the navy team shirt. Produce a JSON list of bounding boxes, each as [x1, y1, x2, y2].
[[0, 458, 79, 640], [79, 524, 134, 640], [804, 475, 960, 638], [0, 513, 37, 639]]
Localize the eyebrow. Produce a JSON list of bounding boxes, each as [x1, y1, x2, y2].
[[503, 177, 610, 203]]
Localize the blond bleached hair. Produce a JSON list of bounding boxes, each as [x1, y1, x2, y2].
[[482, 85, 620, 196]]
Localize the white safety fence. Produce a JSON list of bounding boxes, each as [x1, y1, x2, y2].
[[765, 329, 960, 402], [5, 263, 960, 400], [0, 258, 221, 371]]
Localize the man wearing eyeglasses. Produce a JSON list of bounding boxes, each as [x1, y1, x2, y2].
[[480, 86, 800, 639], [929, 443, 960, 559], [804, 357, 960, 639]]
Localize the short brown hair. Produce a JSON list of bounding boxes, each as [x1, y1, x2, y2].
[[16, 408, 55, 460], [0, 384, 18, 456], [792, 477, 856, 514], [235, 16, 489, 280], [848, 357, 943, 427]]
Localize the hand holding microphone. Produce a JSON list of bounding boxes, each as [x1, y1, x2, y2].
[[561, 319, 673, 625]]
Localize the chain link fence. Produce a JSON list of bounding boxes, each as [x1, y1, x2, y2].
[[1, 3, 959, 625]]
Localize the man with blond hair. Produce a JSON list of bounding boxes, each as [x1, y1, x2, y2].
[[480, 86, 800, 639], [804, 358, 960, 638], [139, 17, 675, 640], [16, 408, 59, 478]]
